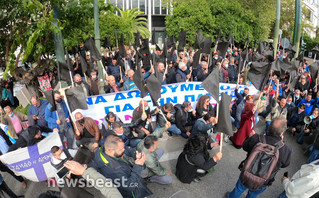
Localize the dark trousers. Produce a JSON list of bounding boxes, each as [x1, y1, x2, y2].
[[0, 162, 24, 183], [0, 181, 19, 198]]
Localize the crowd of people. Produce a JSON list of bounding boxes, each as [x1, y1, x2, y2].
[[0, 41, 318, 198]]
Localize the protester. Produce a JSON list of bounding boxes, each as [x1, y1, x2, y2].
[[230, 103, 257, 149], [175, 101, 196, 138], [104, 75, 123, 93], [94, 134, 152, 198], [278, 159, 319, 198], [45, 91, 75, 149], [86, 70, 101, 95], [9, 125, 55, 152], [227, 117, 292, 198], [195, 95, 215, 119], [74, 112, 101, 152], [175, 134, 222, 183], [136, 122, 172, 184], [28, 96, 49, 127], [74, 74, 92, 96], [2, 106, 28, 139]]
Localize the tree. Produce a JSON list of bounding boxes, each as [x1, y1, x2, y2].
[[165, 0, 215, 46], [117, 8, 150, 40], [209, 0, 263, 45]]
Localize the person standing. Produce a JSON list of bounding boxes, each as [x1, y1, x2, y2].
[[227, 117, 292, 198]]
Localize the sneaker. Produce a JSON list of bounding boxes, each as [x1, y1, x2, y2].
[[167, 131, 173, 136], [224, 135, 229, 143], [192, 177, 201, 183], [196, 169, 206, 174]]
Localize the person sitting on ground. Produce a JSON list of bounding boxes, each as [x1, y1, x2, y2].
[[152, 103, 180, 136], [137, 122, 172, 185], [175, 134, 222, 184], [175, 101, 197, 139], [190, 112, 217, 138], [94, 134, 152, 198], [298, 93, 318, 116], [102, 112, 147, 148], [74, 112, 101, 152], [297, 108, 319, 144], [101, 111, 122, 137], [132, 100, 152, 138], [195, 95, 216, 119], [286, 103, 306, 136]]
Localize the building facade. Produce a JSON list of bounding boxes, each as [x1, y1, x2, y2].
[[107, 0, 171, 47], [303, 0, 319, 38]]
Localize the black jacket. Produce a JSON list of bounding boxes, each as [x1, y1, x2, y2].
[[166, 67, 176, 84], [174, 104, 196, 133], [242, 134, 292, 186], [195, 103, 216, 119], [103, 118, 144, 140], [286, 106, 306, 127], [175, 151, 216, 184], [303, 116, 319, 135], [104, 83, 123, 93], [9, 126, 52, 152], [152, 106, 176, 128]]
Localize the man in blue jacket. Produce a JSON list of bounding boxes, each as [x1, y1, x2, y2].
[[94, 134, 152, 198], [28, 96, 49, 127], [45, 91, 74, 149]]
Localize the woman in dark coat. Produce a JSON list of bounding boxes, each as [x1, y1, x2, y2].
[[195, 95, 216, 119], [175, 134, 222, 183], [230, 103, 256, 149]]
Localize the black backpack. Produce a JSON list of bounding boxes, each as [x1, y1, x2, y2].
[[240, 135, 284, 191]]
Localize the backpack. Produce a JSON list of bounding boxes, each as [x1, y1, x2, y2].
[[239, 135, 284, 191]]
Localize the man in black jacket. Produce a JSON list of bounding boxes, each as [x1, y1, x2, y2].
[[297, 108, 319, 144], [227, 117, 292, 198], [286, 103, 306, 136], [174, 101, 196, 138], [101, 112, 147, 147], [152, 103, 180, 136], [9, 125, 54, 152]]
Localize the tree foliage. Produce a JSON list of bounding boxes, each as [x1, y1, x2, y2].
[[165, 0, 215, 46], [0, 0, 149, 78]]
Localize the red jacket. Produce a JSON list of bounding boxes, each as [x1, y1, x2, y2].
[[231, 110, 255, 147]]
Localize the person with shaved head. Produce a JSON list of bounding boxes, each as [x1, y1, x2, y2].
[[74, 112, 101, 152]]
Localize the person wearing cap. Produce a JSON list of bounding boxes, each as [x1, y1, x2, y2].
[[287, 103, 306, 136]]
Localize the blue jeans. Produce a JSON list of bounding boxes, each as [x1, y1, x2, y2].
[[167, 124, 181, 135], [277, 191, 287, 198], [265, 121, 271, 134], [155, 124, 182, 135], [228, 178, 267, 198], [307, 146, 319, 163], [129, 139, 142, 147]]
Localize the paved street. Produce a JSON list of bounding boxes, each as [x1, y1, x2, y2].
[[2, 118, 309, 198]]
